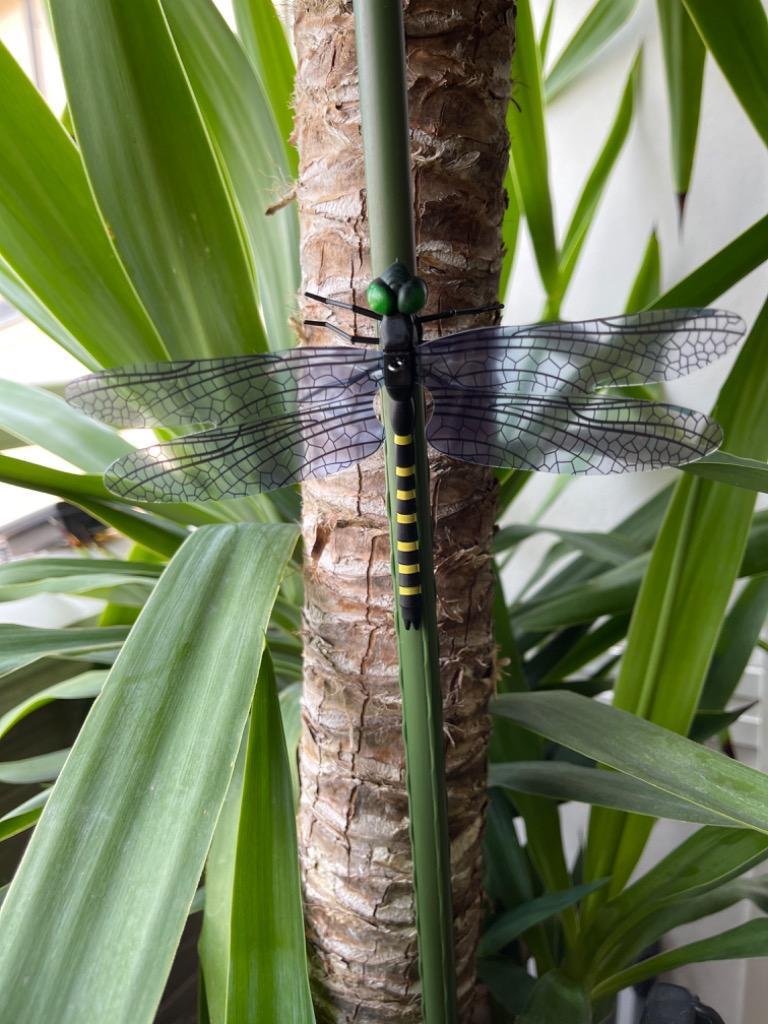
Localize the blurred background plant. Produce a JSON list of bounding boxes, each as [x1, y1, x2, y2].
[[0, 0, 765, 1022]]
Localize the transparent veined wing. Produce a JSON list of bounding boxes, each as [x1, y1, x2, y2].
[[426, 387, 722, 474], [418, 309, 744, 396], [102, 394, 383, 501], [66, 347, 383, 427]]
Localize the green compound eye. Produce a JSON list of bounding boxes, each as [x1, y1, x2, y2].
[[367, 278, 398, 315], [397, 277, 428, 314]]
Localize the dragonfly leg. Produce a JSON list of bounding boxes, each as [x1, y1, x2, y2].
[[305, 291, 383, 321], [418, 302, 504, 324], [303, 319, 378, 346]]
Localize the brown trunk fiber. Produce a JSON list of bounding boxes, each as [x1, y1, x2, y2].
[[295, 3, 515, 1020]]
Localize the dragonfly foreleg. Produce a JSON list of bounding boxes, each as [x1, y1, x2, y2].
[[303, 319, 378, 346], [304, 291, 383, 321], [418, 301, 504, 325], [390, 399, 421, 630]]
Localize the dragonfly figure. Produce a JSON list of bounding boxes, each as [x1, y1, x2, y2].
[[67, 260, 745, 629]]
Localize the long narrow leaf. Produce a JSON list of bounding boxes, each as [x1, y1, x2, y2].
[[0, 749, 69, 785], [162, 0, 299, 351], [498, 171, 521, 302], [509, 0, 559, 294], [544, 0, 638, 102], [656, 0, 706, 211], [479, 880, 607, 957], [683, 0, 768, 147], [492, 691, 768, 834], [0, 670, 106, 740], [625, 231, 660, 312], [0, 625, 127, 678], [489, 761, 739, 828], [552, 53, 640, 312], [700, 575, 768, 711], [650, 213, 768, 309], [586, 828, 768, 977], [232, 0, 297, 177], [0, 41, 164, 368], [592, 919, 768, 1001], [49, 0, 267, 359], [227, 651, 314, 1023], [0, 523, 298, 1024], [684, 451, 768, 492], [0, 378, 131, 473]]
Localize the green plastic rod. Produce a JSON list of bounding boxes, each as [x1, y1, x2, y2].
[[353, 3, 458, 1022]]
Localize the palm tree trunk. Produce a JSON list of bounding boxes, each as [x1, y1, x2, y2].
[[295, 3, 515, 1020]]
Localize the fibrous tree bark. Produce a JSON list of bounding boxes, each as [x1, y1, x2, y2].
[[295, 3, 516, 1020]]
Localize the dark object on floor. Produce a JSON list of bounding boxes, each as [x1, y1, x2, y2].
[[640, 982, 726, 1024]]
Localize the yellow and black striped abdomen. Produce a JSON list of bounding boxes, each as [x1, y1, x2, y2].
[[394, 431, 421, 629]]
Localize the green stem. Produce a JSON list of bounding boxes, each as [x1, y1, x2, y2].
[[353, 3, 457, 1021]]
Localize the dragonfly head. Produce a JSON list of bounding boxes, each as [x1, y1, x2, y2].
[[367, 260, 428, 316]]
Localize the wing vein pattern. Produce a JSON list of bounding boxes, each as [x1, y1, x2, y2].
[[417, 309, 744, 395]]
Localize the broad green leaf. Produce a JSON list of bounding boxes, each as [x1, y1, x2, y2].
[[509, 0, 559, 294], [49, 0, 266, 359], [227, 652, 314, 1023], [0, 625, 127, 679], [517, 969, 591, 1024], [0, 523, 298, 1024], [544, 0, 638, 102], [683, 0, 768, 147], [592, 919, 768, 1001], [0, 749, 68, 785], [701, 575, 768, 710], [492, 691, 768, 834], [685, 451, 768, 492], [479, 880, 607, 957], [162, 0, 299, 351], [656, 0, 706, 209], [0, 670, 106, 741], [625, 231, 660, 312], [489, 761, 738, 828], [232, 0, 297, 177], [0, 558, 160, 604], [650, 213, 768, 309], [552, 54, 640, 313], [0, 379, 131, 473], [588, 299, 768, 894], [0, 41, 164, 368]]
